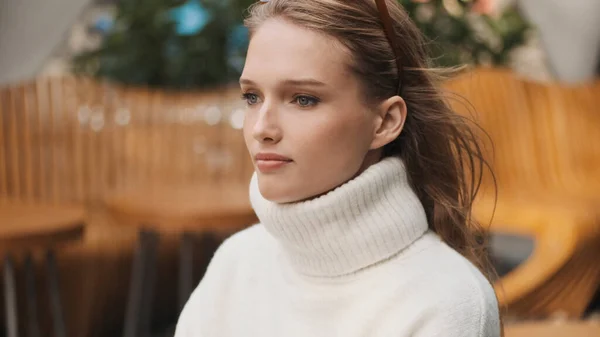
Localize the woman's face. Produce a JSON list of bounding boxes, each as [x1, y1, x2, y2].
[[241, 19, 392, 203]]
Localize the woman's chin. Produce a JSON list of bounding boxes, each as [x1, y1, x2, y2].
[[257, 177, 309, 204], [258, 186, 300, 204]]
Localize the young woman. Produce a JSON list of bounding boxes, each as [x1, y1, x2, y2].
[[175, 0, 501, 336]]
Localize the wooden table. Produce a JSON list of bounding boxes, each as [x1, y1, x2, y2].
[[0, 200, 86, 337], [0, 201, 85, 251], [505, 321, 600, 337], [104, 182, 257, 337]]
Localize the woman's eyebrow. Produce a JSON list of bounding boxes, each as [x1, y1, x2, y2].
[[282, 78, 327, 87], [239, 78, 256, 86], [239, 78, 327, 87]]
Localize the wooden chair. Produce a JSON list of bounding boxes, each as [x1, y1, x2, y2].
[[0, 200, 85, 337], [443, 68, 600, 319]]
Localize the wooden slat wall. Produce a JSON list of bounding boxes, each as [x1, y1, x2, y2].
[[0, 77, 253, 205]]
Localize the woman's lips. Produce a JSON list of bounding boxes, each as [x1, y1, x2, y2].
[[256, 159, 291, 172], [254, 153, 292, 172]]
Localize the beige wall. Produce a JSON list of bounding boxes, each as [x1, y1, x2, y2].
[[520, 0, 600, 83], [0, 0, 91, 85]]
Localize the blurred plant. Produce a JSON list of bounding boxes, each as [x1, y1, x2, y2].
[[72, 0, 254, 89], [401, 0, 530, 67], [73, 0, 528, 89], [91, 13, 115, 35]]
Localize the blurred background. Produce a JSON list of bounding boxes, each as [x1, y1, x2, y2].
[[0, 0, 599, 336]]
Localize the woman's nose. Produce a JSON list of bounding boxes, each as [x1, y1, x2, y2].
[[252, 104, 282, 144]]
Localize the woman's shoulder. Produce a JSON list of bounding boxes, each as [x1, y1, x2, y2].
[[179, 224, 276, 304], [212, 223, 275, 263], [215, 223, 273, 255], [384, 231, 501, 336], [398, 231, 497, 301], [220, 223, 271, 247]]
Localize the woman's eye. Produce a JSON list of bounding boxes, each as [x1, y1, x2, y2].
[[242, 93, 260, 105], [294, 95, 319, 107]]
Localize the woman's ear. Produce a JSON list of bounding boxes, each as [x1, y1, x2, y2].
[[370, 95, 407, 150]]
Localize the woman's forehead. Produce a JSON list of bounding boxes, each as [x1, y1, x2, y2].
[[242, 19, 351, 87]]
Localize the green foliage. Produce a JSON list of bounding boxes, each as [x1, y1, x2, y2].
[[72, 0, 255, 89], [399, 0, 530, 67], [72, 0, 529, 89]]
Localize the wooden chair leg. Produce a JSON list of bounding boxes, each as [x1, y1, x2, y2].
[[139, 230, 159, 337], [24, 253, 40, 337], [3, 254, 18, 337], [46, 250, 66, 337], [124, 228, 159, 337], [178, 232, 194, 313], [124, 231, 145, 337]]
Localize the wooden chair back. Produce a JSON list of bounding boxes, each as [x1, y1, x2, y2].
[[444, 68, 600, 196]]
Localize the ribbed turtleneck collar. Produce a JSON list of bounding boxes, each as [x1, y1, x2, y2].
[[249, 156, 429, 277]]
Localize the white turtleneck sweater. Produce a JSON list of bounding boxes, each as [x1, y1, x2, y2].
[[175, 157, 501, 337]]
